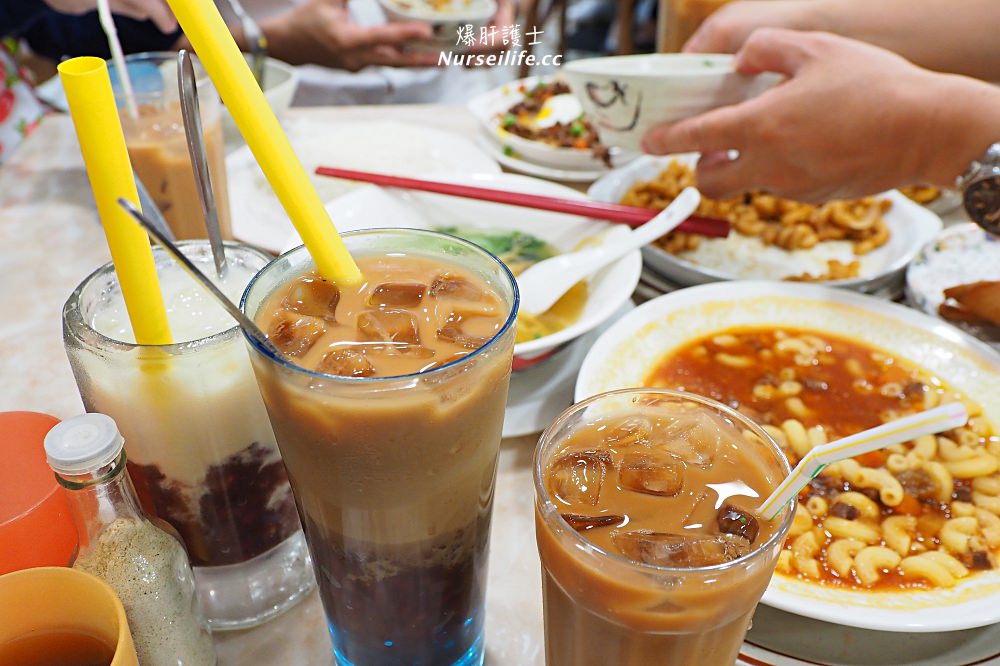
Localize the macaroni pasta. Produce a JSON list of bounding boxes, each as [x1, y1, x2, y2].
[[647, 327, 1000, 590]]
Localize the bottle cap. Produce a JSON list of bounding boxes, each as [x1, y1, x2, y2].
[[44, 413, 125, 476]]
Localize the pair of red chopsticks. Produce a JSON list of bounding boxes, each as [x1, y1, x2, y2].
[[314, 167, 730, 238]]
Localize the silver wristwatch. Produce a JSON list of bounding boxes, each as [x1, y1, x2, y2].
[[957, 142, 1000, 235]]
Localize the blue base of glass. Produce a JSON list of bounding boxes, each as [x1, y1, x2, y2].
[[329, 626, 484, 666]]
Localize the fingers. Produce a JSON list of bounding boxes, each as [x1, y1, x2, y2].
[[115, 0, 177, 32], [144, 0, 177, 33], [693, 152, 759, 199], [342, 21, 433, 50], [367, 45, 440, 68], [683, 17, 732, 53], [641, 102, 752, 155], [734, 28, 818, 77], [682, 1, 757, 54]]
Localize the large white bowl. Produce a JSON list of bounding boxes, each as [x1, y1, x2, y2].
[[562, 53, 779, 152], [576, 280, 1000, 632], [589, 154, 943, 294], [280, 173, 642, 364]]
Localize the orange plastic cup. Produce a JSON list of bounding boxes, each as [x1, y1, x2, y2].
[[0, 566, 139, 665], [0, 412, 79, 574]]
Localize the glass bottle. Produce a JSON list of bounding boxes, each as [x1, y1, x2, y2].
[[44, 413, 217, 666]]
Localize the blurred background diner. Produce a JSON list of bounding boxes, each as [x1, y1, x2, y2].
[[0, 0, 675, 161]]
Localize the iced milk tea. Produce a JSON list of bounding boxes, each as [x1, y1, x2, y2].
[[114, 52, 232, 241], [534, 389, 793, 666], [242, 230, 518, 666]]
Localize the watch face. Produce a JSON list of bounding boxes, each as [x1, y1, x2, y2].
[[964, 174, 1000, 236]]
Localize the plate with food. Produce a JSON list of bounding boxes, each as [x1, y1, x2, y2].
[[280, 173, 642, 368], [907, 223, 1000, 346], [377, 0, 496, 50], [468, 76, 636, 176], [576, 280, 1000, 632], [588, 155, 943, 294], [228, 119, 500, 252], [473, 135, 612, 183], [898, 185, 963, 217]]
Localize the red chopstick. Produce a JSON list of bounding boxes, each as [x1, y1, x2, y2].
[[315, 167, 730, 238]]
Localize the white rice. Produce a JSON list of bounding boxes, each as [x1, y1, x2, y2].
[[677, 234, 884, 280]]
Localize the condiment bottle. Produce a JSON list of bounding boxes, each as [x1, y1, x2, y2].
[[44, 413, 217, 666]]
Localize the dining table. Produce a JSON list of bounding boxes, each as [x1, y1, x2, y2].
[[1, 102, 996, 666]]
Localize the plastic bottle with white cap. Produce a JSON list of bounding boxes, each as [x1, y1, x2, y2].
[[45, 413, 217, 666]]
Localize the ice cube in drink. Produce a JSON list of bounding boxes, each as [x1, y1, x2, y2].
[[243, 232, 518, 666], [535, 389, 793, 666]]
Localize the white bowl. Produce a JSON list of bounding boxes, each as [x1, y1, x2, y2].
[[562, 53, 780, 152], [575, 280, 1000, 632], [378, 0, 496, 51], [589, 154, 943, 294], [279, 173, 642, 366], [906, 223, 1000, 347], [223, 55, 298, 147], [468, 76, 636, 172]]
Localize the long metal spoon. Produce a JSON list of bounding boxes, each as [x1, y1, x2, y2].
[[177, 49, 227, 279], [117, 197, 283, 358], [133, 173, 175, 242]]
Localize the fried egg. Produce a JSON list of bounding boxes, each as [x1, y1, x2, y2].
[[534, 93, 583, 129]]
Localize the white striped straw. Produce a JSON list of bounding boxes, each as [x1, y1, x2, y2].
[[96, 0, 139, 120], [759, 402, 969, 521]]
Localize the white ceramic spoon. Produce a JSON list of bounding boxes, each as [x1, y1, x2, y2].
[[517, 187, 701, 315]]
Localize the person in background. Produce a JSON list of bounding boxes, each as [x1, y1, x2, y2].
[[15, 0, 517, 106], [0, 0, 173, 162], [1, 0, 174, 35], [2, 0, 179, 59], [641, 6, 1000, 202], [212, 0, 519, 105], [227, 0, 442, 72]]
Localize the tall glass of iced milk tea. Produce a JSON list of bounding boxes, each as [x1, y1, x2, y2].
[[534, 388, 793, 666], [241, 229, 519, 666], [62, 242, 314, 630], [112, 52, 231, 240]]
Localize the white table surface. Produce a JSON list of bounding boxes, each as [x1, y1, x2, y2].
[[2, 104, 996, 666]]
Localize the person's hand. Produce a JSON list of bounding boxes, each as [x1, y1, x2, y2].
[[260, 0, 439, 71], [686, 0, 1000, 85], [43, 0, 176, 32], [641, 29, 1000, 202], [683, 0, 827, 54]]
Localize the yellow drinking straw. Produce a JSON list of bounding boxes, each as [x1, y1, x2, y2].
[[59, 57, 172, 345], [164, 0, 362, 285]]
